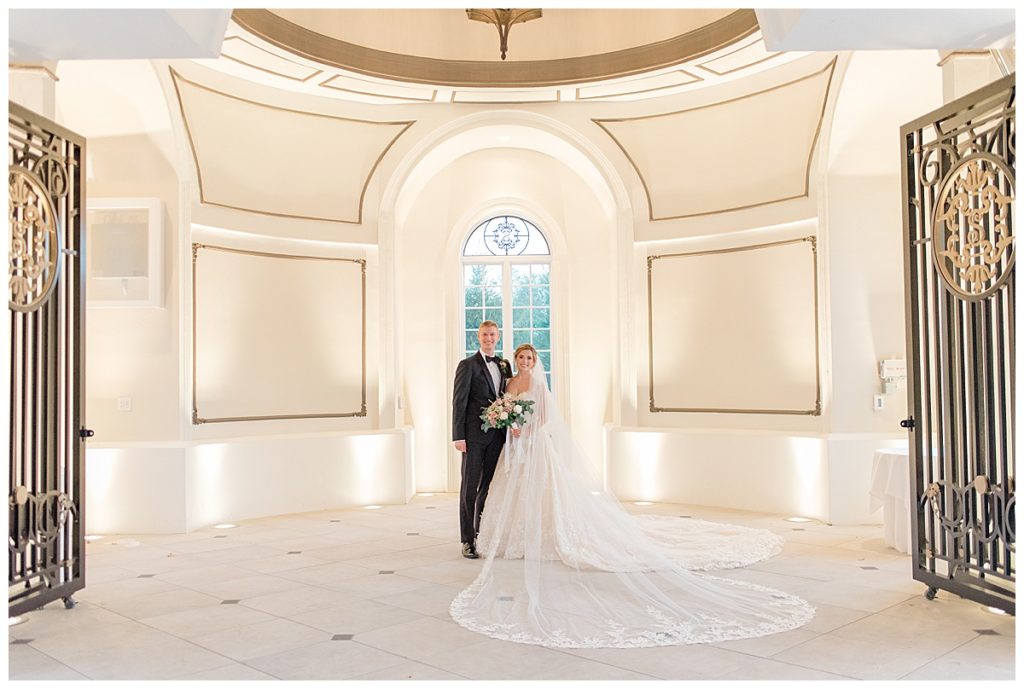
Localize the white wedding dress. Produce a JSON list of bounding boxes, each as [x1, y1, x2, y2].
[[450, 362, 815, 648]]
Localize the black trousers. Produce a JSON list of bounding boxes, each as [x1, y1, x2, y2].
[[459, 432, 505, 545]]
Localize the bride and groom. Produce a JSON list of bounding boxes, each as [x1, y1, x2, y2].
[[450, 321, 814, 648]]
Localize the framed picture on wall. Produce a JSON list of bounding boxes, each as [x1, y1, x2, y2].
[[85, 197, 163, 308]]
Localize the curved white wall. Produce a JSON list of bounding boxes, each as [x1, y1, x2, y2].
[[31, 45, 972, 532]]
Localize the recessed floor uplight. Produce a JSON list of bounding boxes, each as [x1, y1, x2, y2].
[[985, 605, 1009, 616], [213, 523, 237, 529], [418, 493, 435, 497], [591, 491, 602, 495], [85, 535, 103, 542], [9, 616, 25, 626], [634, 501, 654, 506], [364, 505, 382, 510], [785, 516, 813, 523]]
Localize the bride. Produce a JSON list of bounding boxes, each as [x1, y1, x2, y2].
[[450, 343, 814, 648]]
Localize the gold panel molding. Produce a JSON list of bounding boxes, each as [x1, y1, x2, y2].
[[170, 68, 415, 224], [594, 57, 838, 221], [191, 243, 367, 424], [220, 36, 323, 82], [232, 8, 758, 88], [647, 236, 821, 415]]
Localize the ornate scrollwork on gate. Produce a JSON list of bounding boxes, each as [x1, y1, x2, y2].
[[9, 166, 62, 312], [921, 477, 1015, 546], [8, 488, 78, 553], [931, 153, 1015, 300]]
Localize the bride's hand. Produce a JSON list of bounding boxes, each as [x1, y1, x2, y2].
[[512, 428, 522, 438]]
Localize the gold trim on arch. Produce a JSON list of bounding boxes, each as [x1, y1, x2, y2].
[[692, 33, 780, 76], [594, 56, 838, 222], [169, 67, 415, 224], [220, 36, 323, 83], [191, 243, 367, 424], [319, 74, 437, 102], [575, 70, 704, 102], [647, 236, 821, 415], [231, 8, 759, 88]]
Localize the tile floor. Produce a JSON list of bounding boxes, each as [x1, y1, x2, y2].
[[6, 494, 1016, 681]]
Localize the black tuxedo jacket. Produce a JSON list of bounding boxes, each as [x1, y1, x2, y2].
[[452, 351, 510, 445]]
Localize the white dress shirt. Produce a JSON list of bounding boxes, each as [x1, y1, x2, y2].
[[480, 351, 500, 394]]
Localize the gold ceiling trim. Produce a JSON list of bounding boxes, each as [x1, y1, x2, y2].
[[220, 36, 323, 83], [231, 8, 759, 88], [593, 57, 838, 221], [169, 67, 415, 224], [575, 70, 704, 102], [694, 34, 780, 76], [319, 74, 437, 102], [452, 90, 560, 104], [9, 63, 60, 82]]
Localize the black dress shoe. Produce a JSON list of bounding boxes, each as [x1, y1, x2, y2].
[[462, 543, 479, 559]]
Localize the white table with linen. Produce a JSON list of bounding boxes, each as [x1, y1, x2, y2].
[[869, 447, 912, 554]]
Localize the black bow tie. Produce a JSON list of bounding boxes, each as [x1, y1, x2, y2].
[[484, 355, 500, 364]]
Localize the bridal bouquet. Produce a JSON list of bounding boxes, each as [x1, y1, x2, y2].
[[480, 394, 535, 431]]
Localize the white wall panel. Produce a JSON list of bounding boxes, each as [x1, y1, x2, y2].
[[193, 244, 365, 422], [648, 236, 819, 414]]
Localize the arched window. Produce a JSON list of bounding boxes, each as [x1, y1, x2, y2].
[[462, 215, 552, 387]]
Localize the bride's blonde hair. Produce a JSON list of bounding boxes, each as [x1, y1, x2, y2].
[[513, 343, 538, 371]]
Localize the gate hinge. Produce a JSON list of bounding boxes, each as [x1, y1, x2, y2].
[[79, 428, 95, 439], [900, 417, 915, 430], [62, 248, 78, 257]]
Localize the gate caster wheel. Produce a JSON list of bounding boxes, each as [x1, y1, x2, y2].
[[62, 596, 76, 609], [924, 587, 938, 600]]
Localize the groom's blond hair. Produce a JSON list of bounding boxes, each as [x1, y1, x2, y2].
[[478, 320, 499, 332]]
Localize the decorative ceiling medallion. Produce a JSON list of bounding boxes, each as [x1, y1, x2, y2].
[[932, 153, 1015, 301], [9, 166, 61, 312], [466, 9, 543, 60]]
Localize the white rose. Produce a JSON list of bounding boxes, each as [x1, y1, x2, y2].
[[499, 412, 509, 420], [511, 422, 519, 429], [513, 405, 523, 413]]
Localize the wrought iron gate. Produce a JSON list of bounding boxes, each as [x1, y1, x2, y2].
[[901, 75, 1015, 614], [8, 102, 89, 616]]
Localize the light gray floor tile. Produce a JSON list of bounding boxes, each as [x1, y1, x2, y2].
[[140, 600, 277, 638], [7, 495, 1016, 681], [7, 644, 90, 680], [238, 584, 354, 617], [190, 617, 331, 661], [173, 662, 279, 680], [287, 597, 424, 634], [245, 639, 409, 680], [348, 659, 469, 680], [355, 616, 492, 663], [97, 586, 222, 620], [772, 632, 954, 680], [54, 633, 231, 680]]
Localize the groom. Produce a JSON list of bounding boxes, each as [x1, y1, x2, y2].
[[452, 320, 510, 559]]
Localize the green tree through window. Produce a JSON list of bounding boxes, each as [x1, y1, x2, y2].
[[463, 216, 552, 388]]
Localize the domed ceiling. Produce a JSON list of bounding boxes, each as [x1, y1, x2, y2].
[[215, 8, 808, 104], [233, 8, 754, 87]]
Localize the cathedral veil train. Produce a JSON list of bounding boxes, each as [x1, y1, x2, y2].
[[450, 343, 815, 649]]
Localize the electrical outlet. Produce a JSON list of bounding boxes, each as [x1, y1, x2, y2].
[[873, 394, 885, 411], [117, 397, 132, 412]]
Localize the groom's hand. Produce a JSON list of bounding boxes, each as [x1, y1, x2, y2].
[[453, 440, 467, 453]]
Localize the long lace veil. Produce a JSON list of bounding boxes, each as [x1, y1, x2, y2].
[[450, 359, 814, 648]]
